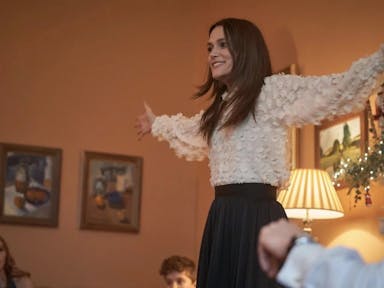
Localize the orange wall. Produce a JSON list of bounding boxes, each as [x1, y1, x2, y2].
[[0, 1, 205, 287], [1, 1, 384, 288]]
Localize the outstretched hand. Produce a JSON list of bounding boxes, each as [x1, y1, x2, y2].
[[135, 102, 155, 140], [257, 219, 302, 278]]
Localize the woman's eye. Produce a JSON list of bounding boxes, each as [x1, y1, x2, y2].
[[219, 41, 227, 48], [207, 46, 213, 53]]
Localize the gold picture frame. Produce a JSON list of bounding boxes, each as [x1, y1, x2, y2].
[[0, 143, 62, 227], [80, 151, 143, 233], [276, 64, 300, 169], [315, 111, 367, 186]]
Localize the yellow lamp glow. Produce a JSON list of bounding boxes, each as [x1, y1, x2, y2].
[[278, 169, 344, 232]]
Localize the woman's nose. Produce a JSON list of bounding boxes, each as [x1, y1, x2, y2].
[[209, 46, 219, 57]]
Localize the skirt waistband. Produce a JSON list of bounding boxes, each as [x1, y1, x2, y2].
[[215, 183, 277, 201]]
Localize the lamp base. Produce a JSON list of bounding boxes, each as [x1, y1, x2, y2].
[[303, 226, 312, 234], [303, 219, 313, 234]]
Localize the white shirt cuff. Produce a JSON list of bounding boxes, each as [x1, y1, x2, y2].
[[276, 243, 325, 288]]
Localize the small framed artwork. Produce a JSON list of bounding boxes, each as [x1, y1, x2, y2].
[[276, 64, 300, 169], [0, 143, 62, 227], [315, 111, 367, 183], [81, 151, 143, 233]]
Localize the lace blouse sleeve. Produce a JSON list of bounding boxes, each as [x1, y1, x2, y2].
[[261, 45, 384, 126], [151, 110, 208, 161]]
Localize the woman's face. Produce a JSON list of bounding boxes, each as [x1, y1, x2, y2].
[[0, 240, 6, 271], [207, 25, 233, 86]]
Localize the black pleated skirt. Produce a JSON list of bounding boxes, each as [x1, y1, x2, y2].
[[197, 183, 287, 288]]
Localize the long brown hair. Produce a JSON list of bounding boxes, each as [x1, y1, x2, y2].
[[195, 18, 272, 142], [0, 235, 31, 282]]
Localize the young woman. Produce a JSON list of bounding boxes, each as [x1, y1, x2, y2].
[[0, 236, 33, 288], [135, 18, 384, 288]]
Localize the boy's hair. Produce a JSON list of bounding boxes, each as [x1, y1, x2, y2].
[[159, 255, 196, 281]]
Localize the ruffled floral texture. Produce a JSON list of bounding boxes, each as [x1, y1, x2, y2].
[[151, 45, 384, 188]]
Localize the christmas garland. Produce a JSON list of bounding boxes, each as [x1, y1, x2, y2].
[[333, 89, 384, 206]]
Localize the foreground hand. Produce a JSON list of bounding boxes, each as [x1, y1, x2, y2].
[[258, 219, 301, 278], [135, 102, 155, 140]]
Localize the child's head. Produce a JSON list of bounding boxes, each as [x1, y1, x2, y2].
[[159, 255, 196, 288]]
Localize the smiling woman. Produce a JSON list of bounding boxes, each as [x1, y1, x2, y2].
[[0, 235, 34, 288], [207, 26, 233, 85], [135, 17, 384, 288]]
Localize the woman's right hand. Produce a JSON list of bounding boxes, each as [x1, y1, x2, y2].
[[135, 102, 156, 140]]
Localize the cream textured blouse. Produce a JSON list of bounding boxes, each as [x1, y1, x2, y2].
[[152, 47, 384, 187]]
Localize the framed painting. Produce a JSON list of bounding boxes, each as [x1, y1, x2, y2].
[[276, 64, 300, 169], [0, 143, 62, 227], [315, 111, 367, 184], [81, 151, 143, 233]]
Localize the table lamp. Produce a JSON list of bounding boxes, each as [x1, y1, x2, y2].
[[278, 169, 344, 233]]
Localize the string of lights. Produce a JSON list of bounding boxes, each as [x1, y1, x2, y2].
[[333, 88, 384, 206]]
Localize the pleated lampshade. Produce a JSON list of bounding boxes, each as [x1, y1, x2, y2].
[[278, 169, 344, 220]]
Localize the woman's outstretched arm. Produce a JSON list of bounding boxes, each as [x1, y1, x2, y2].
[[260, 45, 384, 126], [135, 103, 208, 161]]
